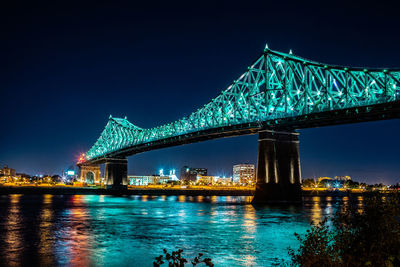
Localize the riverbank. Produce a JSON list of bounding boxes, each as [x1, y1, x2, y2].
[[0, 185, 393, 197], [0, 185, 255, 196]]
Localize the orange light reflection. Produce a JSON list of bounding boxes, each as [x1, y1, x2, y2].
[[5, 194, 23, 266], [39, 194, 54, 265], [311, 196, 322, 224], [65, 195, 92, 266]]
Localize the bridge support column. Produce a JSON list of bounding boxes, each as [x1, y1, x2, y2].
[[105, 158, 128, 190], [252, 130, 302, 203]]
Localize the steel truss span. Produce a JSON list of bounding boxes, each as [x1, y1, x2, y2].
[[84, 48, 400, 163]]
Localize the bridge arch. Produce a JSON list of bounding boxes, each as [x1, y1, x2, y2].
[[78, 164, 101, 184]]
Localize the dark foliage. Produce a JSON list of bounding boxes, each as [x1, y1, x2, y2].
[[289, 193, 400, 266], [153, 249, 214, 267]]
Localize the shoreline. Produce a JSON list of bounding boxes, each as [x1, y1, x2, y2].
[[0, 186, 254, 196], [0, 185, 390, 197]]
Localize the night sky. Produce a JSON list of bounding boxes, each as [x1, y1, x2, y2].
[[2, 1, 399, 184]]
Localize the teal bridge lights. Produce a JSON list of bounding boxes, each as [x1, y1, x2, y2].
[[80, 46, 400, 201], [85, 47, 400, 162]]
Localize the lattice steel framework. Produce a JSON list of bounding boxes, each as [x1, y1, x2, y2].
[[86, 48, 400, 160]]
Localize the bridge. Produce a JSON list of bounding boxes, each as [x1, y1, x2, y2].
[[78, 46, 400, 202]]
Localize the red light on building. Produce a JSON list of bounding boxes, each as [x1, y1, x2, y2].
[[77, 153, 86, 164]]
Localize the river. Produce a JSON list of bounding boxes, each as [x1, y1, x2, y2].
[[0, 194, 352, 266]]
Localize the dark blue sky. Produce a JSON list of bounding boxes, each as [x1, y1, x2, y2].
[[1, 1, 399, 184]]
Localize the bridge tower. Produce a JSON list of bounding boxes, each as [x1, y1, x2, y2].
[[104, 158, 128, 189], [252, 129, 302, 203]]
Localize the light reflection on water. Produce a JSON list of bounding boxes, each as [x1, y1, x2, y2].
[[0, 194, 348, 266], [311, 196, 322, 223], [57, 195, 93, 266], [357, 196, 364, 214], [39, 194, 54, 266], [5, 194, 23, 267]]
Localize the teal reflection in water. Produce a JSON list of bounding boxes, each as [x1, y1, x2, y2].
[[0, 195, 341, 266]]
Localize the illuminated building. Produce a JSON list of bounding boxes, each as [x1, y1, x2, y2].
[[233, 164, 255, 184], [180, 166, 207, 181], [215, 176, 232, 184], [128, 175, 169, 185], [168, 169, 179, 181], [0, 165, 16, 177], [196, 175, 215, 184], [16, 173, 30, 183], [159, 168, 179, 181], [196, 175, 233, 185]]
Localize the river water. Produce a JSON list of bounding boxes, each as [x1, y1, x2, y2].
[[0, 194, 350, 266]]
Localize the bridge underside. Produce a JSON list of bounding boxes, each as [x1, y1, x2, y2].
[[80, 129, 303, 201]]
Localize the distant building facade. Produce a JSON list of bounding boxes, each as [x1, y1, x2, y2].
[[159, 169, 179, 181], [196, 175, 215, 184], [196, 175, 233, 185], [180, 166, 207, 181], [233, 164, 255, 184], [0, 165, 16, 177], [128, 175, 169, 186], [215, 176, 232, 184]]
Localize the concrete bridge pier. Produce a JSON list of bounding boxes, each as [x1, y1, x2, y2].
[[252, 129, 302, 203], [105, 158, 128, 190]]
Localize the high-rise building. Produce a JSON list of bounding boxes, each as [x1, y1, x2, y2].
[[233, 164, 255, 184], [180, 166, 207, 181]]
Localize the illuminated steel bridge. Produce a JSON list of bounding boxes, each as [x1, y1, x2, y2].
[[79, 46, 400, 202]]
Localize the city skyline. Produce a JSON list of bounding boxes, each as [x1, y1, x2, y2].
[[2, 1, 400, 184]]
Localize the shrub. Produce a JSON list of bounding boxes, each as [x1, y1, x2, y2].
[[289, 193, 400, 266], [153, 249, 214, 267]]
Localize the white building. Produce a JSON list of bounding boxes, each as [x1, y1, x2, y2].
[[233, 164, 255, 184], [128, 175, 169, 186]]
